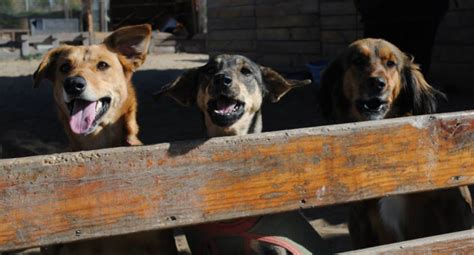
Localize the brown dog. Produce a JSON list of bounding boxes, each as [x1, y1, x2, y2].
[[319, 38, 472, 248], [156, 55, 329, 255], [35, 25, 177, 255], [33, 24, 151, 150]]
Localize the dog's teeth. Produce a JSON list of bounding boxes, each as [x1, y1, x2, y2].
[[96, 101, 102, 112]]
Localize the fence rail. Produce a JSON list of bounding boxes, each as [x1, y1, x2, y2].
[[343, 229, 474, 254], [0, 110, 473, 252]]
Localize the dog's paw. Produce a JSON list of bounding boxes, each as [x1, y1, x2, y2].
[[126, 136, 143, 146]]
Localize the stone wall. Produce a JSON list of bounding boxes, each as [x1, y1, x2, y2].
[[207, 0, 325, 70], [207, 0, 474, 92]]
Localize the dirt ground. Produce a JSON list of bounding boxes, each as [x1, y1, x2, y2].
[[0, 53, 472, 253]]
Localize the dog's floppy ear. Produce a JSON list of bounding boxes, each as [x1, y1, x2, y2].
[[33, 46, 68, 88], [399, 56, 445, 115], [154, 68, 199, 107], [260, 66, 311, 103], [104, 24, 152, 71], [319, 57, 345, 121]]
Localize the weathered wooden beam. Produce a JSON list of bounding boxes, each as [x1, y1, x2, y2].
[[343, 229, 474, 254], [0, 111, 473, 251]]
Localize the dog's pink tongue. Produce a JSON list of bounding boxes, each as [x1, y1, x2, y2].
[[216, 99, 236, 114], [69, 100, 97, 135]]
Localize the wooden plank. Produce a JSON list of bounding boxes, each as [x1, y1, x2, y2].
[[20, 33, 88, 57], [343, 229, 474, 254], [0, 111, 473, 251]]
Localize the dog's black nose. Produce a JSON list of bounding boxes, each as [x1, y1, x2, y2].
[[214, 74, 232, 87], [368, 77, 386, 91], [64, 76, 86, 96]]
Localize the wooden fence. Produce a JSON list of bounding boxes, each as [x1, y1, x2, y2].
[[0, 110, 473, 253]]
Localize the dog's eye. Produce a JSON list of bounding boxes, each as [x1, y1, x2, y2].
[[59, 63, 71, 73], [97, 61, 110, 71], [386, 60, 396, 68], [240, 67, 252, 76]]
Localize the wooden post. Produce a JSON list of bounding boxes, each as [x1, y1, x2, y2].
[[83, 0, 93, 44], [64, 0, 70, 19], [20, 34, 30, 57], [99, 0, 107, 32], [191, 0, 198, 35]]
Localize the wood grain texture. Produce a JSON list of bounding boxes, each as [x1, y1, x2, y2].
[[344, 229, 474, 254], [0, 111, 473, 251]]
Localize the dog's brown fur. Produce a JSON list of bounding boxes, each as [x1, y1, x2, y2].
[[320, 38, 441, 123], [319, 38, 472, 248], [35, 25, 177, 255], [34, 24, 152, 150]]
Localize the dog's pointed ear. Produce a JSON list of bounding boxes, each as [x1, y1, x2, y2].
[[33, 46, 68, 88], [154, 68, 199, 107], [104, 24, 152, 71], [319, 58, 344, 121], [400, 56, 445, 115], [260, 66, 311, 103]]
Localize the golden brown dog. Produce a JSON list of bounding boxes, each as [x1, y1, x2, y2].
[[34, 25, 177, 255], [319, 38, 472, 248], [33, 24, 151, 150]]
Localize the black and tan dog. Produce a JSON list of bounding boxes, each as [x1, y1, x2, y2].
[[157, 54, 328, 254], [319, 38, 472, 248], [156, 54, 310, 136]]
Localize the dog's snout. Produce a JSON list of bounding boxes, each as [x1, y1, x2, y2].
[[64, 76, 87, 96], [368, 77, 386, 91], [214, 74, 233, 87]]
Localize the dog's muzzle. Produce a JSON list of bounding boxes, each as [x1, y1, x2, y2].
[[62, 76, 112, 135], [355, 97, 389, 120], [207, 96, 245, 127], [66, 97, 111, 135]]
